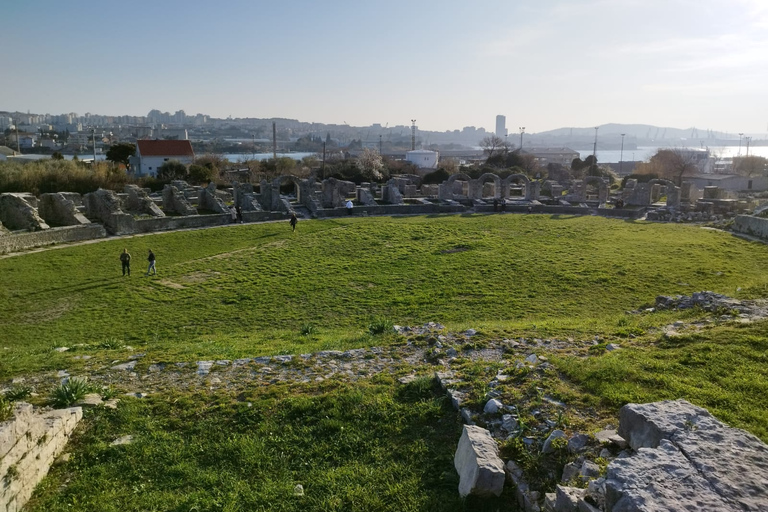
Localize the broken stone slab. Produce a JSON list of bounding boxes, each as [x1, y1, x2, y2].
[[454, 425, 505, 497], [567, 433, 590, 453], [613, 399, 768, 511], [196, 361, 214, 376], [502, 414, 518, 432], [75, 393, 103, 407], [555, 485, 585, 512], [111, 361, 136, 371], [110, 435, 134, 446], [594, 429, 628, 449]]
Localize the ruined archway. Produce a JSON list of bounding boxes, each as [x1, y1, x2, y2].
[[502, 174, 531, 199], [438, 173, 472, 201], [648, 178, 680, 208], [472, 173, 501, 200]]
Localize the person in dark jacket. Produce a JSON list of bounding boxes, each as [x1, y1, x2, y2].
[[146, 249, 157, 276], [120, 248, 131, 276], [290, 213, 298, 232]]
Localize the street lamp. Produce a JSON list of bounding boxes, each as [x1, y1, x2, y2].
[[738, 133, 744, 156], [619, 133, 626, 175], [519, 127, 525, 150]]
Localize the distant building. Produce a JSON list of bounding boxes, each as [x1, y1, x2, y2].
[[684, 173, 768, 192], [521, 147, 580, 167], [131, 139, 195, 177], [495, 115, 506, 138], [405, 150, 439, 169]]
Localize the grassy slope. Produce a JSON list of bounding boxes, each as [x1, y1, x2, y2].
[[2, 215, 768, 378]]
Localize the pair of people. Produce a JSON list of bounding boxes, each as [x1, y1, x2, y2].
[[119, 249, 156, 276]]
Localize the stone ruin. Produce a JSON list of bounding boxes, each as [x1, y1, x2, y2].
[[197, 182, 229, 214], [0, 193, 49, 231], [452, 397, 768, 511], [162, 184, 198, 216], [38, 193, 91, 227], [123, 185, 164, 217], [232, 182, 262, 212], [0, 403, 82, 512], [83, 188, 135, 235]]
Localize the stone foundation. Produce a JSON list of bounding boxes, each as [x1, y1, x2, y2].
[[0, 403, 82, 512], [0, 224, 106, 255]]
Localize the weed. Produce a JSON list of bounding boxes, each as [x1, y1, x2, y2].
[[5, 385, 32, 401], [100, 386, 120, 400], [100, 337, 123, 350], [299, 323, 316, 336], [368, 316, 394, 335], [0, 395, 11, 422], [4, 464, 18, 483], [50, 378, 90, 408]]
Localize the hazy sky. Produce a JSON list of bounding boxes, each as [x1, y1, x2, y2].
[[2, 0, 766, 134]]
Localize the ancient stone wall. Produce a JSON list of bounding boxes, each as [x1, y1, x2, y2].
[[162, 185, 198, 216], [733, 215, 768, 239], [0, 403, 82, 512], [198, 183, 229, 214], [0, 194, 49, 231], [0, 224, 107, 254], [123, 185, 165, 218]]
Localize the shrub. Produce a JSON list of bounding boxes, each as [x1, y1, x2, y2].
[[300, 323, 316, 336], [0, 395, 12, 422], [5, 385, 32, 401], [157, 160, 188, 180], [368, 317, 394, 335], [50, 378, 90, 408], [422, 169, 449, 185], [188, 164, 217, 185]]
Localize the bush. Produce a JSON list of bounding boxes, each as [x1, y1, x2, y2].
[[422, 169, 450, 185], [188, 164, 217, 185], [368, 317, 394, 335], [0, 160, 129, 195], [50, 378, 90, 408], [157, 160, 188, 180]]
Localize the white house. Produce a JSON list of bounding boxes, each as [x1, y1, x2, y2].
[[406, 149, 439, 169], [131, 140, 195, 177]]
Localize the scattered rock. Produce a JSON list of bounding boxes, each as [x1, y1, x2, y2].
[[525, 354, 538, 365], [605, 343, 621, 351], [501, 414, 518, 432], [542, 429, 566, 454], [484, 399, 503, 414], [556, 485, 585, 512], [54, 347, 69, 353], [293, 484, 304, 497], [111, 361, 137, 371], [454, 425, 505, 497], [567, 433, 590, 454], [110, 435, 134, 446]]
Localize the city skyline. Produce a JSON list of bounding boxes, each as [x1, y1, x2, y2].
[[2, 0, 767, 135]]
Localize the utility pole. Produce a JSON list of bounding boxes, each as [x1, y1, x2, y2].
[[14, 116, 21, 154], [272, 122, 277, 159], [379, 134, 382, 155], [92, 128, 97, 168], [738, 133, 744, 156], [619, 133, 626, 175], [321, 142, 326, 179]]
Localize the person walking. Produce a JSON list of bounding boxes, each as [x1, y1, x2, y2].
[[289, 212, 298, 232], [345, 199, 353, 215], [120, 248, 131, 276], [146, 249, 157, 276]]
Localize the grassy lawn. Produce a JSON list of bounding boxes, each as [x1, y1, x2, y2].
[[2, 215, 768, 378], [27, 377, 517, 512], [3, 214, 768, 510]]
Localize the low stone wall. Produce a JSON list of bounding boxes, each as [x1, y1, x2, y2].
[[733, 215, 768, 239], [131, 213, 232, 233], [474, 204, 645, 219], [0, 404, 82, 512], [0, 224, 107, 255], [315, 204, 467, 217]]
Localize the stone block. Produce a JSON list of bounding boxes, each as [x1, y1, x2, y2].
[[454, 425, 505, 497], [162, 185, 198, 216], [123, 185, 165, 217], [555, 485, 585, 512], [198, 183, 229, 214]]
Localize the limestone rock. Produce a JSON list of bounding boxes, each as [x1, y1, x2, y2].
[[609, 399, 768, 511], [542, 429, 566, 454], [484, 398, 502, 414], [567, 433, 590, 453], [555, 485, 585, 512], [454, 425, 505, 497]]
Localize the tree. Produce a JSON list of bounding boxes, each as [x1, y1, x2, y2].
[[733, 156, 768, 177], [356, 148, 384, 181], [157, 160, 188, 180], [105, 143, 136, 169], [635, 149, 698, 185], [479, 135, 509, 161], [51, 151, 64, 160], [188, 164, 216, 184]]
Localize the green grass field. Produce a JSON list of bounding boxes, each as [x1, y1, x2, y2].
[[3, 214, 768, 511]]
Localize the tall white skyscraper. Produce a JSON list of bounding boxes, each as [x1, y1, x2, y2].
[[495, 115, 507, 138]]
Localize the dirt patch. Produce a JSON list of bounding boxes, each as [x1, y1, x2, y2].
[[179, 271, 221, 284], [21, 300, 74, 323], [441, 245, 470, 254], [158, 280, 186, 290]]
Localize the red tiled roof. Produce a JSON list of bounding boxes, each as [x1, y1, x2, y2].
[[136, 139, 194, 157]]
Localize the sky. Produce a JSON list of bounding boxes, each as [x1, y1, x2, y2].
[[2, 0, 767, 135]]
